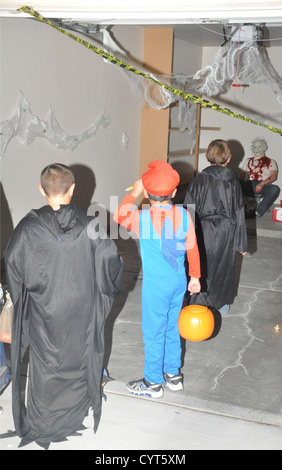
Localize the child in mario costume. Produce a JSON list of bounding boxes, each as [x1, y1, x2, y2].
[[114, 161, 201, 398]]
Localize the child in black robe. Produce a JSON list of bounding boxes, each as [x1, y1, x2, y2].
[[4, 163, 123, 448], [184, 140, 247, 313]]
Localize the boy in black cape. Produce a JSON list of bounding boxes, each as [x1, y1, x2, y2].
[[4, 163, 123, 448], [184, 140, 247, 313]]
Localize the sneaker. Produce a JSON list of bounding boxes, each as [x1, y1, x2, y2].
[[164, 373, 184, 391], [126, 378, 164, 398]]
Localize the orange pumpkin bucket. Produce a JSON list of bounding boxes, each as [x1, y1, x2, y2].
[[178, 304, 215, 342]]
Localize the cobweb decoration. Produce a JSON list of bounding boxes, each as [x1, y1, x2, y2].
[[104, 26, 282, 110], [102, 30, 198, 150], [0, 91, 111, 158], [102, 30, 178, 110], [101, 28, 282, 153], [193, 40, 282, 103], [2, 27, 282, 158]]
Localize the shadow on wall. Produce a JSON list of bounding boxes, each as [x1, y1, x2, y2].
[[227, 139, 245, 174], [170, 160, 195, 205], [69, 164, 96, 211]]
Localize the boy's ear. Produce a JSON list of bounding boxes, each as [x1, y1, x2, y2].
[[172, 188, 177, 198], [69, 183, 75, 197], [39, 184, 46, 197]]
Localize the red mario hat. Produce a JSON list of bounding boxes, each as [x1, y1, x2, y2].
[[142, 160, 180, 196]]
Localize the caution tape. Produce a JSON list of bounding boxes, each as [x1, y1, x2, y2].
[[19, 5, 282, 136]]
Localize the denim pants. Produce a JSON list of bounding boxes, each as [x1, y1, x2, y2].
[[240, 180, 280, 216]]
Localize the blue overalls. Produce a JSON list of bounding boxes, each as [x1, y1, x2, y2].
[[139, 205, 189, 384]]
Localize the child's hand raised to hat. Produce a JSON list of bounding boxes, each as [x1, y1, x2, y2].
[[131, 179, 144, 198]]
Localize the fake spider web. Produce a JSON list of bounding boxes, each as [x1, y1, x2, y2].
[[102, 28, 282, 151]]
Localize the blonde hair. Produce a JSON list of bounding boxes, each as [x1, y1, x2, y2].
[[206, 140, 231, 165]]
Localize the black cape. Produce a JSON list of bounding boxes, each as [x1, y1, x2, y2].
[[184, 166, 247, 310], [4, 203, 123, 448]]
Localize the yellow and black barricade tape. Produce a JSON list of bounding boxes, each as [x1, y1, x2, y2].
[[19, 6, 282, 136]]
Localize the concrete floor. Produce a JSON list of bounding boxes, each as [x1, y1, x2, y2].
[[0, 206, 282, 450]]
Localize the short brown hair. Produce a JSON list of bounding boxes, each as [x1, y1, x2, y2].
[[40, 163, 75, 196], [206, 140, 231, 165]]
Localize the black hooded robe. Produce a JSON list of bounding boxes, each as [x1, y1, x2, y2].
[[184, 166, 247, 310], [4, 203, 123, 448]]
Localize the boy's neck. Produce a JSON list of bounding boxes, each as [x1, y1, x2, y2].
[[47, 194, 72, 211], [39, 183, 75, 211], [211, 162, 228, 167], [150, 200, 172, 207]]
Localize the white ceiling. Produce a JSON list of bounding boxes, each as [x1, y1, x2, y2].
[[1, 1, 282, 47]]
